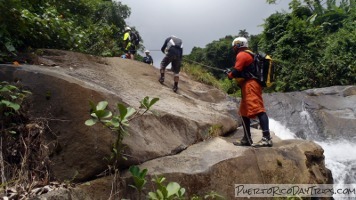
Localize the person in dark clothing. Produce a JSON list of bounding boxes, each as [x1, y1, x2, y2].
[[158, 35, 183, 92], [143, 50, 153, 65]]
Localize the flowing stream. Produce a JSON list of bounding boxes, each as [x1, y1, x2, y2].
[[269, 116, 356, 199]]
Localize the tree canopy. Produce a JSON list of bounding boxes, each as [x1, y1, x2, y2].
[[0, 0, 132, 60], [185, 0, 355, 92]]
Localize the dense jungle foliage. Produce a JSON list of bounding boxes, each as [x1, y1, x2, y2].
[[0, 0, 133, 59], [185, 0, 355, 92], [1, 0, 355, 92]]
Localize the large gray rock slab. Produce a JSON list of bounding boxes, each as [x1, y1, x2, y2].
[[0, 50, 237, 182], [38, 129, 331, 200]]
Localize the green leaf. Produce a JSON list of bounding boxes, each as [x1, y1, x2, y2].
[[96, 101, 108, 110], [5, 42, 16, 52], [110, 117, 120, 128], [101, 110, 112, 119], [140, 96, 149, 109], [85, 118, 97, 126], [307, 13, 317, 24], [112, 148, 118, 155], [0, 87, 9, 92], [140, 168, 148, 178], [140, 97, 159, 110], [89, 100, 96, 111], [117, 103, 127, 120], [128, 184, 138, 190], [140, 96, 159, 110], [154, 176, 166, 184], [129, 165, 140, 176], [126, 107, 135, 118], [166, 182, 180, 197], [148, 192, 159, 200], [156, 190, 164, 199], [133, 176, 146, 189], [23, 90, 32, 95], [4, 84, 17, 91], [179, 187, 186, 197], [90, 112, 98, 118], [101, 119, 111, 123], [1, 100, 20, 111], [95, 110, 112, 119], [121, 118, 129, 127], [148, 97, 159, 108]]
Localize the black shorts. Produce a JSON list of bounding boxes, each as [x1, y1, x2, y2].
[[160, 55, 182, 74], [127, 45, 136, 54]]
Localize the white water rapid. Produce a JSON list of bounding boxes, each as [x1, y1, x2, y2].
[[269, 118, 356, 199]]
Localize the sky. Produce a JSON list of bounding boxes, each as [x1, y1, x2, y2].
[[118, 0, 291, 68]]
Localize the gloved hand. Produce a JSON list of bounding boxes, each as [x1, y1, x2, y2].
[[227, 71, 234, 80], [223, 68, 231, 74], [223, 69, 233, 80]]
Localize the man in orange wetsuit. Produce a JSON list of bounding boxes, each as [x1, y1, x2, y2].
[[227, 37, 272, 147]]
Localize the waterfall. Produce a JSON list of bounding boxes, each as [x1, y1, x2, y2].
[[300, 99, 320, 140], [269, 117, 356, 199]]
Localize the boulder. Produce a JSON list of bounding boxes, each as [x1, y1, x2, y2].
[[0, 49, 237, 182], [34, 128, 332, 200]]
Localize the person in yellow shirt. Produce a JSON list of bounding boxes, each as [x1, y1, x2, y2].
[[123, 26, 136, 60]]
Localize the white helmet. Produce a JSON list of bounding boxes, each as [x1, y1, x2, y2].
[[145, 50, 150, 53], [125, 26, 131, 31], [232, 37, 248, 48]]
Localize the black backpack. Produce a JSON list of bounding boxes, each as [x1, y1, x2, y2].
[[244, 50, 275, 88], [130, 31, 140, 46]]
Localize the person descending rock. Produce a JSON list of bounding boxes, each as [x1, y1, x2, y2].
[[226, 37, 273, 147], [158, 35, 183, 93], [143, 50, 154, 65]]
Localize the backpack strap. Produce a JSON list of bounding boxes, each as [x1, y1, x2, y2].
[[244, 50, 254, 56], [242, 50, 258, 79]]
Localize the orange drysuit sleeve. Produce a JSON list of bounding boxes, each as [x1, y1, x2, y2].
[[234, 51, 253, 71]]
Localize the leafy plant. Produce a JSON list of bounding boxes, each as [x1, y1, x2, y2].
[[128, 166, 225, 200], [203, 191, 225, 199], [0, 81, 52, 199], [129, 165, 148, 199], [0, 0, 133, 61], [0, 81, 31, 135], [148, 176, 186, 200], [85, 97, 158, 200], [0, 82, 30, 115], [85, 96, 159, 165]]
